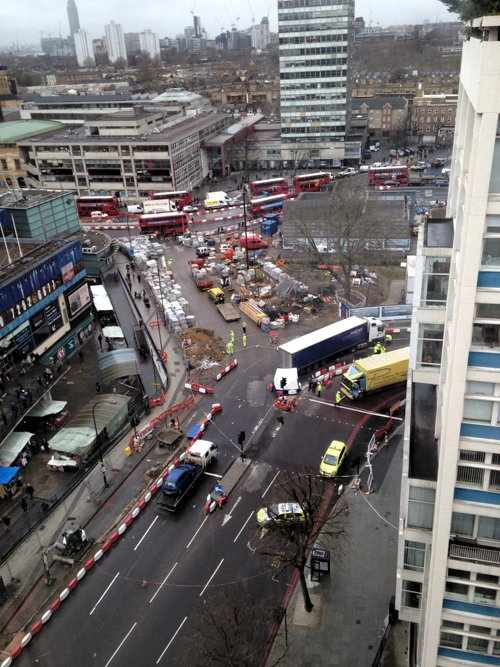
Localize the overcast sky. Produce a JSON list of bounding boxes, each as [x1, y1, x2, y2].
[[0, 0, 457, 47]]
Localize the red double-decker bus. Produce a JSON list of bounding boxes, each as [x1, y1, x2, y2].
[[149, 190, 193, 209], [76, 195, 120, 217], [294, 172, 332, 194], [249, 177, 289, 197], [368, 165, 409, 187], [250, 193, 289, 216], [139, 211, 188, 238]]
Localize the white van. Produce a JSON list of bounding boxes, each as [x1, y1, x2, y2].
[[127, 204, 143, 214], [184, 439, 218, 467], [204, 191, 230, 209]]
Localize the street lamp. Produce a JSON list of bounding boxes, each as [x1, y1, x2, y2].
[[91, 399, 117, 489]]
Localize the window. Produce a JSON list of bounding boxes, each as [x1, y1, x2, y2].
[[472, 323, 500, 348], [440, 632, 463, 649], [448, 568, 470, 580], [460, 450, 486, 463], [466, 382, 495, 397], [478, 516, 500, 541], [408, 487, 435, 529], [457, 464, 484, 486], [477, 573, 498, 585], [404, 541, 425, 571], [477, 303, 500, 319], [402, 580, 422, 608], [487, 215, 500, 234], [474, 586, 497, 605], [421, 257, 450, 307], [417, 324, 444, 367], [442, 620, 464, 629], [0, 159, 7, 170], [494, 641, 500, 656], [463, 399, 493, 423], [451, 512, 474, 536], [482, 238, 500, 267], [446, 581, 468, 597], [467, 636, 489, 653]]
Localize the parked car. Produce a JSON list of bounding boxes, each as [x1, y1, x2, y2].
[[256, 502, 305, 528], [183, 205, 199, 213]]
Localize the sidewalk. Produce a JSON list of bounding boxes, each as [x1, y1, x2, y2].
[[267, 433, 403, 667]]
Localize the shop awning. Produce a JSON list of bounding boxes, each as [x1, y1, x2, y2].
[[0, 466, 20, 485], [0, 432, 34, 467], [102, 326, 125, 340], [98, 349, 138, 383], [93, 296, 113, 312], [28, 400, 67, 418]]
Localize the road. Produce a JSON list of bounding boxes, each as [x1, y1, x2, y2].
[[15, 239, 409, 666]]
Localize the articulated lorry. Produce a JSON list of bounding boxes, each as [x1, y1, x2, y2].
[[278, 316, 385, 372], [340, 347, 409, 400]]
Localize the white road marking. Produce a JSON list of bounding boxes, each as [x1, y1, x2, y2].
[[261, 471, 280, 499], [309, 398, 404, 421], [233, 510, 254, 544], [155, 616, 188, 664], [149, 562, 178, 604], [199, 558, 224, 597], [185, 516, 209, 549], [104, 621, 137, 667], [89, 571, 120, 616], [222, 495, 242, 526], [133, 515, 159, 551]]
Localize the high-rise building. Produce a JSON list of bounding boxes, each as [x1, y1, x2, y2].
[[139, 30, 160, 60], [74, 30, 94, 68], [251, 16, 271, 50], [92, 38, 108, 66], [125, 32, 141, 60], [395, 15, 500, 666], [105, 21, 127, 64], [193, 15, 202, 38], [67, 0, 80, 37], [278, 0, 354, 167], [40, 36, 74, 58]]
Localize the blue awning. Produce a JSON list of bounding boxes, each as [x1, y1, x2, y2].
[[0, 466, 20, 485]]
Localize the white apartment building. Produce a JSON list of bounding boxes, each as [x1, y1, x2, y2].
[[396, 16, 500, 667], [251, 17, 271, 50], [74, 30, 95, 68], [139, 30, 160, 60], [277, 0, 354, 167], [105, 21, 126, 64]]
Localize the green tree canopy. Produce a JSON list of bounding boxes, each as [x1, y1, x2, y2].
[[440, 0, 500, 20]]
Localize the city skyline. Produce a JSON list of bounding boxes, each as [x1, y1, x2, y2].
[[0, 0, 457, 48]]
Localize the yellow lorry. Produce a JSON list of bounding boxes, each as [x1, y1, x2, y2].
[[340, 347, 409, 400]]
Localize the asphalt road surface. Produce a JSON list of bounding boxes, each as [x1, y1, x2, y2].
[[15, 239, 409, 666]]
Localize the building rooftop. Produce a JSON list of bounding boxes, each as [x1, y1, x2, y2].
[[0, 189, 72, 210], [22, 94, 140, 106], [20, 111, 229, 146], [352, 96, 408, 110], [409, 382, 438, 481], [0, 236, 78, 287], [0, 120, 63, 144], [151, 89, 206, 104], [204, 113, 264, 147]]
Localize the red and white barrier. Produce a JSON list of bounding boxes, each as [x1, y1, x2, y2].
[[216, 359, 238, 381], [184, 382, 215, 395], [311, 361, 350, 384], [191, 403, 223, 443]]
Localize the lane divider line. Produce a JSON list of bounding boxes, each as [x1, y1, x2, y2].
[[155, 616, 188, 664], [104, 621, 138, 667], [199, 559, 224, 598], [149, 562, 178, 605], [233, 511, 254, 544], [89, 572, 120, 616], [133, 515, 159, 552]]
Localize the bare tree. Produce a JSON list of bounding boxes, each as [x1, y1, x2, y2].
[[256, 470, 346, 613], [189, 587, 283, 667]]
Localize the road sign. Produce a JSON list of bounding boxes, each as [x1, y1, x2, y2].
[[311, 546, 331, 581]]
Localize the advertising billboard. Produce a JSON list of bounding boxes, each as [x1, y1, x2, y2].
[[67, 283, 91, 318]]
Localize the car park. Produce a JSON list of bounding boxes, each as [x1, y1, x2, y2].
[[256, 502, 305, 528], [319, 440, 347, 478]]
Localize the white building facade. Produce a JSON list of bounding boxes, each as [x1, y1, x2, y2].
[[277, 0, 354, 166], [105, 21, 127, 64], [251, 17, 271, 50], [396, 16, 500, 667], [74, 30, 94, 68], [139, 30, 160, 60]]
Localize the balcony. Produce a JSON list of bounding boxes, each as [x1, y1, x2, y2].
[[133, 151, 170, 160], [35, 149, 71, 159], [84, 151, 120, 160], [424, 218, 454, 249], [449, 541, 500, 567]]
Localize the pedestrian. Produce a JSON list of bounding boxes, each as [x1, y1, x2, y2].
[[25, 483, 34, 499], [277, 414, 285, 426], [242, 323, 247, 335], [96, 382, 101, 393], [242, 334, 247, 349], [2, 516, 11, 530], [20, 452, 28, 468], [20, 497, 28, 513], [385, 333, 393, 346], [97, 333, 103, 351], [37, 376, 43, 388], [78, 349, 84, 363], [335, 390, 342, 406], [137, 274, 141, 284], [308, 378, 315, 392], [316, 382, 323, 398]]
